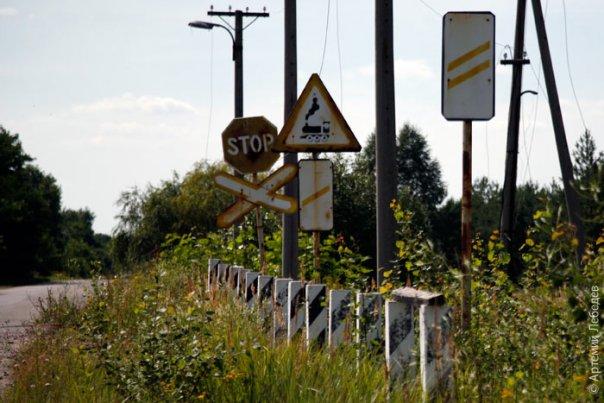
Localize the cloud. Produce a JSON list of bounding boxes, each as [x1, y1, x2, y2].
[[358, 59, 434, 80], [0, 7, 18, 17], [72, 93, 199, 115]]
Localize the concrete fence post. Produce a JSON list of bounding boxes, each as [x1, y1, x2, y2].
[[237, 268, 249, 298], [217, 263, 228, 285], [273, 278, 291, 341], [257, 275, 274, 320], [356, 292, 384, 349], [228, 265, 243, 290], [420, 304, 453, 398], [207, 259, 219, 292], [287, 280, 305, 342], [305, 284, 328, 347], [385, 300, 415, 378], [328, 290, 353, 348], [245, 271, 259, 308]]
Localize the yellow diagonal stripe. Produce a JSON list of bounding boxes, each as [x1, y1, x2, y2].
[[447, 60, 491, 89], [447, 41, 491, 72], [301, 185, 330, 207]]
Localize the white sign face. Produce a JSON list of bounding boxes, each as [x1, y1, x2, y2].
[[442, 12, 495, 121], [298, 159, 333, 231], [273, 74, 361, 152]]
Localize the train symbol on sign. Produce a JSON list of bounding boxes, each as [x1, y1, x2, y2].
[[272, 74, 361, 153], [301, 94, 331, 143]]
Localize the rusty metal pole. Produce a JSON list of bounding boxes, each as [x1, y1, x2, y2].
[[311, 152, 321, 274], [252, 173, 266, 272], [461, 120, 472, 331]]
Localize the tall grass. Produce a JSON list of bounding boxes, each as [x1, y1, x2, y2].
[[3, 235, 601, 402]]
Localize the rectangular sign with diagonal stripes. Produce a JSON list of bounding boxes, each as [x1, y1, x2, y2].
[[298, 159, 333, 231], [442, 12, 495, 121]]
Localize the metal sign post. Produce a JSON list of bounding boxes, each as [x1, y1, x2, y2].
[[442, 12, 495, 331]]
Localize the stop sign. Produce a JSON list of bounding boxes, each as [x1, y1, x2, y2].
[[221, 116, 279, 174]]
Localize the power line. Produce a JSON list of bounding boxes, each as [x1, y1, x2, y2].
[[562, 0, 588, 131], [417, 0, 440, 17], [319, 0, 331, 75], [523, 0, 550, 182]]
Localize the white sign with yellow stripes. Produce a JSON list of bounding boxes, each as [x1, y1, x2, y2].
[[442, 12, 495, 121], [298, 159, 333, 231]]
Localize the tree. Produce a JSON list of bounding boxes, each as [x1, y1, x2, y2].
[[0, 127, 63, 281], [111, 162, 232, 267], [61, 209, 111, 277], [332, 154, 376, 259], [572, 130, 604, 239]]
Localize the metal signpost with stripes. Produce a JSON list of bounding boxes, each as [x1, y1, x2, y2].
[[442, 11, 495, 331], [206, 259, 453, 398]]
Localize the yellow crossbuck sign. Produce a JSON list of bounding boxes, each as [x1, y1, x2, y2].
[[214, 164, 298, 228]]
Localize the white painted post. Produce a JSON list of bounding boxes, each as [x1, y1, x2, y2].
[[229, 265, 242, 290], [328, 290, 353, 348], [207, 258, 219, 292], [305, 284, 328, 347], [273, 278, 291, 341], [257, 275, 274, 320], [245, 271, 259, 308], [237, 268, 249, 298], [420, 304, 453, 398], [217, 263, 228, 285], [287, 280, 305, 342], [385, 300, 415, 378], [356, 292, 384, 348]]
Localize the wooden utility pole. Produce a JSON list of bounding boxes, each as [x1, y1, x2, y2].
[[204, 8, 270, 119], [500, 0, 529, 277], [375, 0, 397, 286], [461, 121, 472, 330], [530, 0, 585, 255], [283, 0, 299, 279]]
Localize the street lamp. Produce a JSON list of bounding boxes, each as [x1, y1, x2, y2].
[[189, 18, 242, 118], [188, 21, 236, 59]]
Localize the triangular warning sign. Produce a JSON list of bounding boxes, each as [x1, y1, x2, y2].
[[273, 74, 361, 153]]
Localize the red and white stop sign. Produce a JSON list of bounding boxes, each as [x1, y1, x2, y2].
[[221, 116, 279, 174]]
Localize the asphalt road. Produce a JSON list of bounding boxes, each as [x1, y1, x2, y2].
[[0, 280, 90, 392]]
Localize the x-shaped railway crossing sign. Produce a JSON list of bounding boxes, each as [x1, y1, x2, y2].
[[214, 164, 298, 228]]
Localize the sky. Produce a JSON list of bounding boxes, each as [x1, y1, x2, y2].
[[0, 0, 602, 234]]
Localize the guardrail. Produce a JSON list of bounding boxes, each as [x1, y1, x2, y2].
[[207, 258, 453, 398]]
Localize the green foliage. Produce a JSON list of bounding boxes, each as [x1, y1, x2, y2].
[[112, 162, 232, 269], [61, 208, 112, 277], [0, 127, 63, 281], [0, 126, 111, 282], [386, 200, 603, 401], [572, 130, 604, 239], [297, 233, 372, 289], [356, 123, 446, 209]]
